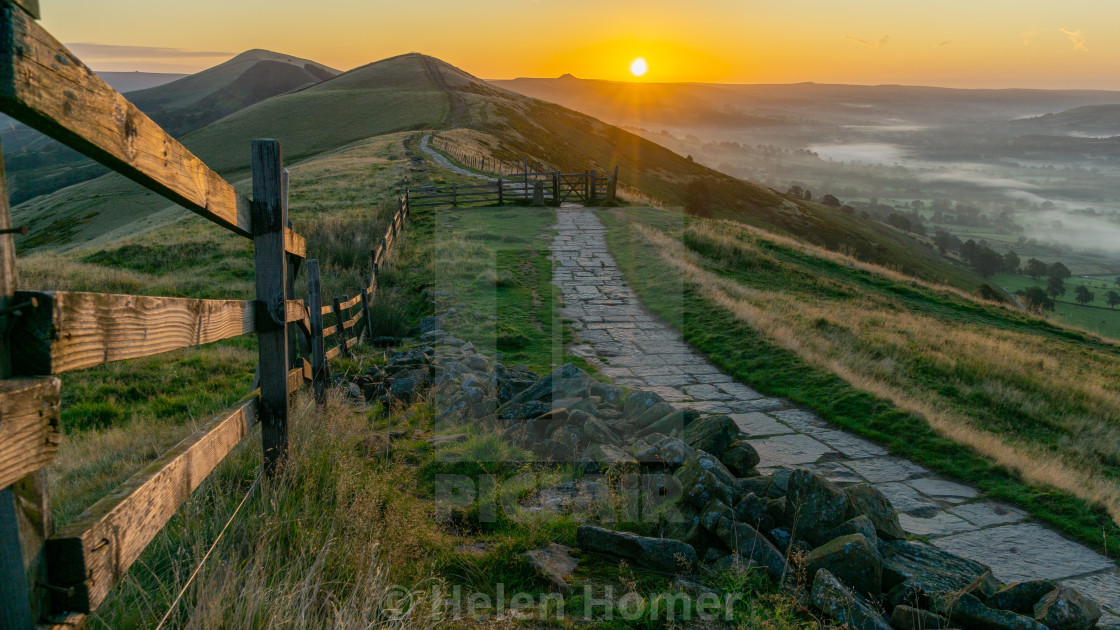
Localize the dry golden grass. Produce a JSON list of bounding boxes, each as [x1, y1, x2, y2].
[[634, 220, 1120, 522]]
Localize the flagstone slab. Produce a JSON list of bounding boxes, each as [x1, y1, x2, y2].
[[843, 457, 928, 484], [748, 434, 837, 467], [948, 501, 1027, 528], [730, 412, 795, 437], [933, 524, 1115, 583]]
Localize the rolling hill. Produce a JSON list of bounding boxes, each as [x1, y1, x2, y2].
[[12, 54, 984, 290], [0, 49, 339, 206], [1010, 104, 1120, 138]]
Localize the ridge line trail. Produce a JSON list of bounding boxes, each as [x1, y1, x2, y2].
[[549, 206, 1120, 621], [421, 56, 471, 129]]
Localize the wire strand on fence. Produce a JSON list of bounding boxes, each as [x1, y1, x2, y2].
[[153, 471, 263, 630]]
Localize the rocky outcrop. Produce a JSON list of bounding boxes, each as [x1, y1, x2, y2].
[[576, 525, 697, 573], [347, 314, 1107, 630]]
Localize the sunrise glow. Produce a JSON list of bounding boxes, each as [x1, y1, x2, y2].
[[629, 57, 648, 78]]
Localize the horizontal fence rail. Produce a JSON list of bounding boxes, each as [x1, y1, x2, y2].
[[0, 3, 414, 627]]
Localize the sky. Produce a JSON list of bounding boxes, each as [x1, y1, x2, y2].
[[42, 0, 1120, 89]]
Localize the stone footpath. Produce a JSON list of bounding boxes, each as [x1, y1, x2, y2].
[[550, 206, 1120, 624], [420, 134, 492, 180]]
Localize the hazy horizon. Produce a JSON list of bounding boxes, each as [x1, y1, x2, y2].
[[44, 0, 1120, 90]]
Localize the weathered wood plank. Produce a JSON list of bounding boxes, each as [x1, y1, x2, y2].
[[0, 11, 303, 258], [342, 312, 361, 331], [337, 293, 361, 311], [10, 291, 269, 375], [321, 323, 337, 338], [287, 365, 303, 394], [0, 377, 60, 489], [44, 394, 260, 612], [283, 228, 306, 260], [323, 345, 340, 361], [251, 139, 288, 476], [1, 1, 38, 19]]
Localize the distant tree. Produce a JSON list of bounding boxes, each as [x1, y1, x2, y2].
[[841, 205, 855, 215], [1075, 285, 1095, 305], [960, 239, 980, 263], [1048, 262, 1072, 280], [1020, 286, 1055, 312], [1025, 258, 1048, 279], [787, 185, 803, 199], [684, 179, 713, 217], [973, 247, 1004, 277], [887, 213, 912, 232], [1108, 290, 1120, 309], [803, 190, 812, 201], [821, 194, 841, 208], [977, 284, 1005, 302], [1047, 276, 1066, 299], [1002, 250, 1020, 274], [933, 231, 952, 254]]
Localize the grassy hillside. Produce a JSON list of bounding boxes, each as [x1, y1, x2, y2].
[[601, 206, 1120, 554]]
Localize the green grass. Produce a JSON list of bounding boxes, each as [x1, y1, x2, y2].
[[600, 206, 1120, 558]]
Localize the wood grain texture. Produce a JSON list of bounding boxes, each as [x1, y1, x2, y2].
[[45, 394, 260, 612], [323, 345, 340, 361], [0, 10, 305, 258], [10, 291, 264, 375], [0, 377, 60, 489], [251, 139, 288, 476], [2, 1, 38, 19]]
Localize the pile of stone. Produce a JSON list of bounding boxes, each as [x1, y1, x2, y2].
[[344, 316, 1106, 630]]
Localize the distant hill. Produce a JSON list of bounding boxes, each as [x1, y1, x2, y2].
[[95, 71, 187, 93], [128, 49, 339, 136], [13, 54, 983, 290], [0, 49, 339, 205], [1009, 104, 1120, 138], [493, 76, 1120, 132]]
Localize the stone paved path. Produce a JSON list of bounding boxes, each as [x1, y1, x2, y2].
[[550, 206, 1120, 623], [420, 135, 493, 180]]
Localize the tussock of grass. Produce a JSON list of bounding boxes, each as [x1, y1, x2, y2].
[[603, 206, 1120, 553]]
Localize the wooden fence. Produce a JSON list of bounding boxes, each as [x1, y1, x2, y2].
[[427, 134, 549, 176], [0, 3, 411, 628], [407, 167, 617, 208]]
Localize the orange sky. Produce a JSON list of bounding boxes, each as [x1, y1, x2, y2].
[[44, 0, 1120, 89]]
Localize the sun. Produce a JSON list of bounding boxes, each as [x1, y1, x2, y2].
[[629, 57, 648, 78]]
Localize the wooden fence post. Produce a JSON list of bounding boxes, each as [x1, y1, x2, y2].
[[370, 250, 381, 290], [589, 169, 597, 204], [282, 169, 304, 369], [306, 260, 328, 405], [359, 288, 373, 344], [332, 296, 351, 360], [552, 171, 560, 205], [0, 140, 60, 629], [497, 176, 503, 204], [608, 165, 619, 204], [251, 139, 289, 475]]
